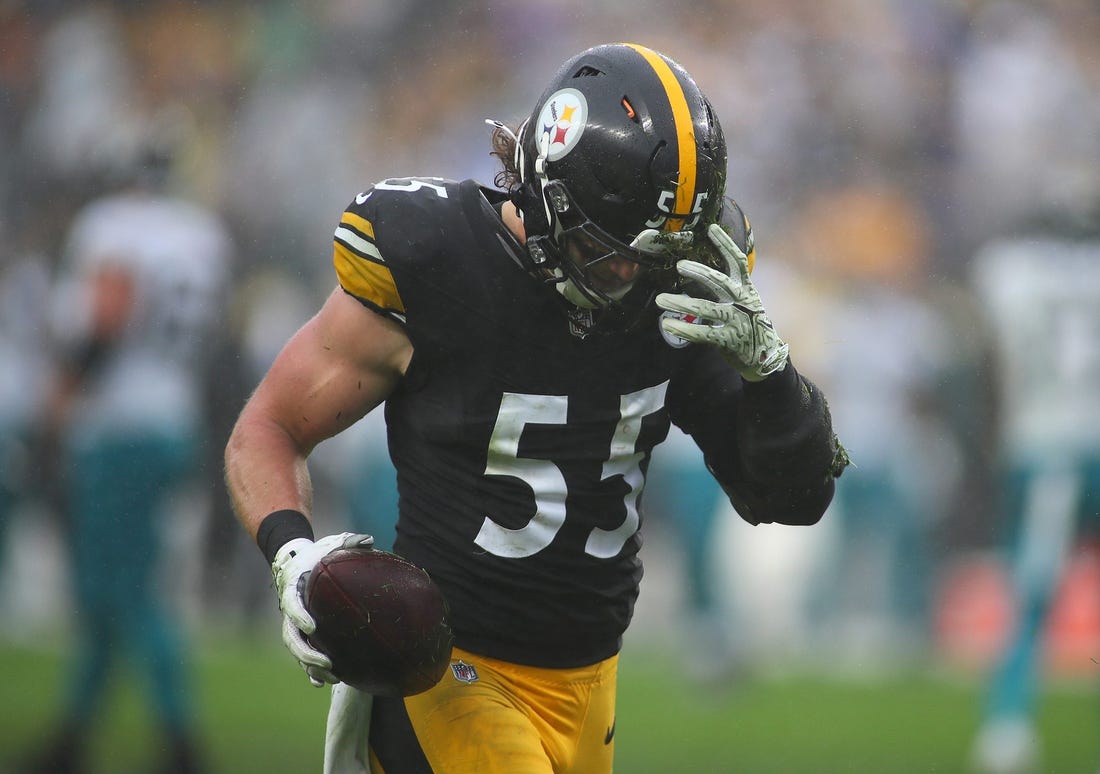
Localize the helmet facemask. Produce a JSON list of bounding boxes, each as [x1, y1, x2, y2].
[[527, 177, 683, 308]]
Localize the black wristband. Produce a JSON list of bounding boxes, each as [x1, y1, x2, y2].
[[256, 509, 315, 565]]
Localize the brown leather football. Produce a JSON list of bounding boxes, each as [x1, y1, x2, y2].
[[304, 547, 453, 696]]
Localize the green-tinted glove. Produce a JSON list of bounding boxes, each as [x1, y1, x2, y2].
[[655, 223, 789, 382]]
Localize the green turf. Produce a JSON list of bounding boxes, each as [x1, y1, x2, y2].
[[0, 638, 1095, 772], [0, 635, 332, 773], [615, 655, 1098, 773]]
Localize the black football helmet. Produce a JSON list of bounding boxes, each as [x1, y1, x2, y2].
[[511, 43, 729, 318]]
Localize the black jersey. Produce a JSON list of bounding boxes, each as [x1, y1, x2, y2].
[[332, 177, 841, 668]]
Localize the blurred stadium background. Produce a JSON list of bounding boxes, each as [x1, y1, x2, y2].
[[1, 0, 1099, 771]]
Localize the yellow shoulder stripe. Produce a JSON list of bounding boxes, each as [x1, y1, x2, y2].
[[341, 211, 374, 240], [333, 234, 404, 314]]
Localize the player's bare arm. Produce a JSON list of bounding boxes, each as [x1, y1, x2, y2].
[[225, 286, 412, 540]]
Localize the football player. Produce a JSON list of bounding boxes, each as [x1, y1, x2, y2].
[[968, 232, 1100, 774], [25, 125, 231, 773], [225, 43, 848, 773]]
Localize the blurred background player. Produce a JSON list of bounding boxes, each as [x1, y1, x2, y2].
[[21, 116, 233, 774], [968, 225, 1100, 774], [0, 255, 54, 623], [643, 426, 742, 684], [952, 4, 1100, 771], [313, 404, 400, 555], [783, 183, 960, 663]]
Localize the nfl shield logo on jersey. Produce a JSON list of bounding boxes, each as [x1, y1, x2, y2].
[[567, 307, 595, 338], [451, 660, 479, 684]]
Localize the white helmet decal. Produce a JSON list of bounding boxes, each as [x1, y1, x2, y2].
[[659, 310, 700, 349], [536, 88, 588, 162]]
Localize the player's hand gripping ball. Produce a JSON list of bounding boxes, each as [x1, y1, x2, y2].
[[304, 547, 454, 697]]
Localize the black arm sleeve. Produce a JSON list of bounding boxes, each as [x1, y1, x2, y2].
[[669, 352, 847, 526]]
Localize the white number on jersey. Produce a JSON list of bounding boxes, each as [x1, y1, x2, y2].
[[474, 383, 668, 559]]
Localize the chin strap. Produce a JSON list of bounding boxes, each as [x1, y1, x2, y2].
[[529, 126, 557, 241]]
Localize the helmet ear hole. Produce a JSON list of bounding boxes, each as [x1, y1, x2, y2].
[[648, 140, 667, 167], [621, 97, 637, 121], [700, 100, 722, 153], [573, 65, 604, 78]]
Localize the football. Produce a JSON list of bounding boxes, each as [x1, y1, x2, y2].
[[304, 547, 454, 697]]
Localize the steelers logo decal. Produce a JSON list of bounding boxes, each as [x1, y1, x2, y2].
[[537, 88, 588, 162], [659, 310, 699, 349]]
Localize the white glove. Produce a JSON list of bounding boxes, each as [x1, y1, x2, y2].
[[324, 683, 373, 774], [272, 532, 374, 687], [655, 223, 789, 382]]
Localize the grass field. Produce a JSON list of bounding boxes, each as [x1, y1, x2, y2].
[[0, 635, 1096, 773]]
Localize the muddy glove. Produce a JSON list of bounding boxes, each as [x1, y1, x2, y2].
[[655, 223, 789, 382]]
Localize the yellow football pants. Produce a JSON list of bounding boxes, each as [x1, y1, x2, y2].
[[372, 646, 618, 773]]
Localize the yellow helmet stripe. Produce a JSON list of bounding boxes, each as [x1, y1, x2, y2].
[[625, 43, 696, 231]]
